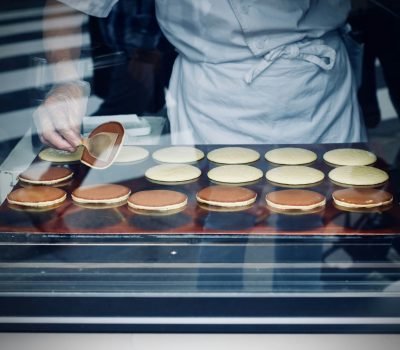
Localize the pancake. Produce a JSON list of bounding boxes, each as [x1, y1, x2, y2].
[[266, 166, 324, 186], [74, 202, 129, 210], [18, 165, 73, 185], [128, 206, 187, 216], [72, 184, 131, 204], [152, 146, 204, 163], [114, 145, 149, 163], [8, 202, 63, 212], [266, 189, 326, 212], [207, 147, 260, 164], [197, 203, 255, 212], [265, 147, 317, 165], [81, 121, 125, 169], [196, 185, 257, 208], [128, 190, 188, 211], [39, 146, 83, 163], [323, 148, 377, 167], [328, 166, 389, 187], [145, 164, 201, 183], [332, 188, 393, 209], [207, 165, 263, 184], [7, 186, 67, 207]]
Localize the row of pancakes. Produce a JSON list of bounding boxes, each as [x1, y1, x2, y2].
[[6, 144, 394, 214], [39, 145, 378, 167], [39, 145, 388, 188], [142, 146, 392, 212], [6, 183, 393, 215]]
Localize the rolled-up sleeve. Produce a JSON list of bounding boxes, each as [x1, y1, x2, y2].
[[57, 0, 119, 17]]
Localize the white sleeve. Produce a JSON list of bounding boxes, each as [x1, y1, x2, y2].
[[57, 0, 119, 17]]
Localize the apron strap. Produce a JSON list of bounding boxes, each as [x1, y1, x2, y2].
[[245, 40, 337, 84]]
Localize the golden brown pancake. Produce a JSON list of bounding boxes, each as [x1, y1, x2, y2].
[[196, 185, 257, 208], [7, 186, 67, 207], [72, 184, 131, 204], [74, 202, 128, 210], [81, 121, 125, 169], [8, 202, 64, 212], [266, 189, 326, 212], [332, 188, 393, 209], [19, 165, 73, 185], [128, 190, 188, 211]]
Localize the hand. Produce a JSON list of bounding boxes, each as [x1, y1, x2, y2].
[[33, 81, 90, 152]]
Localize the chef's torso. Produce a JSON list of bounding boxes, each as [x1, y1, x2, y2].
[[58, 0, 366, 144]]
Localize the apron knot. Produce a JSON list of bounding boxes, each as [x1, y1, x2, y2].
[[245, 40, 337, 84]]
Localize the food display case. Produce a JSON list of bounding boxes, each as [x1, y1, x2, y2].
[[0, 139, 400, 333]]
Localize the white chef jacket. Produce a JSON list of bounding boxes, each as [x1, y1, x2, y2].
[[59, 0, 366, 144]]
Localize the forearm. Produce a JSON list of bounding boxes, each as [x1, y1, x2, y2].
[[43, 0, 85, 82], [34, 0, 89, 151]]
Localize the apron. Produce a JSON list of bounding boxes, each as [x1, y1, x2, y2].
[[59, 0, 367, 144], [156, 0, 367, 144]]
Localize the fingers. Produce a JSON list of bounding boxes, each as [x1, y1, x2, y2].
[[35, 107, 77, 151], [55, 84, 87, 146], [33, 82, 87, 151], [50, 103, 81, 148], [43, 128, 77, 152], [57, 127, 82, 148]]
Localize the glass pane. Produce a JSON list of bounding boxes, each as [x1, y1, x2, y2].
[[0, 0, 399, 302]]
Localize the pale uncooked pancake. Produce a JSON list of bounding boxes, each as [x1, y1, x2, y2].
[[39, 146, 83, 163], [328, 166, 389, 187], [207, 165, 263, 184], [7, 186, 67, 207], [114, 146, 149, 163], [266, 166, 324, 186], [265, 147, 317, 165], [332, 188, 393, 209], [152, 146, 204, 163], [266, 189, 326, 211], [18, 165, 73, 185], [323, 148, 377, 166], [72, 184, 131, 204], [207, 147, 260, 164], [196, 185, 257, 208], [128, 190, 188, 211], [145, 164, 201, 183]]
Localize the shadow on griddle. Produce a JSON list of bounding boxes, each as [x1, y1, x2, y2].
[[128, 213, 191, 231], [267, 214, 324, 232], [331, 211, 394, 231], [0, 209, 54, 228], [63, 209, 123, 230], [197, 212, 257, 231]]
